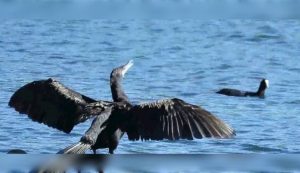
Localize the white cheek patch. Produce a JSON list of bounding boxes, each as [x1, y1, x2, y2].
[[265, 80, 269, 88]]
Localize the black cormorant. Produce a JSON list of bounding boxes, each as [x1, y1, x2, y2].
[[9, 60, 235, 154], [216, 79, 269, 98], [7, 149, 27, 154]]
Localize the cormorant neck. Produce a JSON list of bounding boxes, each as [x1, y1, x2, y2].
[[109, 60, 133, 103], [257, 84, 266, 97], [110, 76, 129, 103]]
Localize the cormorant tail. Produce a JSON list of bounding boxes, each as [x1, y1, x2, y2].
[[58, 142, 91, 154]]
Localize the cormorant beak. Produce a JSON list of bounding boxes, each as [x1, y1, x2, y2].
[[121, 60, 134, 77], [265, 79, 269, 88]]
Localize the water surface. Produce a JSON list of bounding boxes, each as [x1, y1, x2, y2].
[[0, 20, 299, 154]]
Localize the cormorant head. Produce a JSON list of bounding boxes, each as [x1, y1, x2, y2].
[[110, 60, 134, 82], [257, 79, 269, 96], [260, 79, 269, 89]]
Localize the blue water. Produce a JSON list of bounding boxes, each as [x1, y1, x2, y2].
[[0, 20, 299, 154]]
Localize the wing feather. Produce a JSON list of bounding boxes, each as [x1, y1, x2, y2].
[[124, 98, 235, 141], [8, 78, 108, 133]]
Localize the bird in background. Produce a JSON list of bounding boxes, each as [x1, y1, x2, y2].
[[216, 79, 269, 98]]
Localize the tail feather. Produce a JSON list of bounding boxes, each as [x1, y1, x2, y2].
[[58, 142, 91, 154]]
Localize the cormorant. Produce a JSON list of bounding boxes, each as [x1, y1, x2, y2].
[[216, 79, 269, 98], [7, 149, 27, 154], [9, 60, 235, 154]]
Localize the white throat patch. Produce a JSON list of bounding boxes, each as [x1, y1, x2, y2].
[[265, 79, 269, 88]]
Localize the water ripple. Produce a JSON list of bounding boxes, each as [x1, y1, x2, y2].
[[242, 144, 283, 153]]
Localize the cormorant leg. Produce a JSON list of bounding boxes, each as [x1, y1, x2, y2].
[[93, 149, 97, 155]]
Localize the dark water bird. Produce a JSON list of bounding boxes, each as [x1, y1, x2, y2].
[[9, 60, 235, 154], [216, 79, 269, 98], [7, 149, 27, 154]]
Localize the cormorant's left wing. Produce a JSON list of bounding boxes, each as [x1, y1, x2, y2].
[[122, 98, 235, 141]]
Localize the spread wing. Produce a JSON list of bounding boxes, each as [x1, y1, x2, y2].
[[9, 78, 109, 133], [123, 98, 235, 141]]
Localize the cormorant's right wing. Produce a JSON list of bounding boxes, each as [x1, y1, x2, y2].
[[9, 78, 112, 133], [122, 98, 235, 141]]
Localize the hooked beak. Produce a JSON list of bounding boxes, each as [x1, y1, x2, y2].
[[121, 60, 134, 77]]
